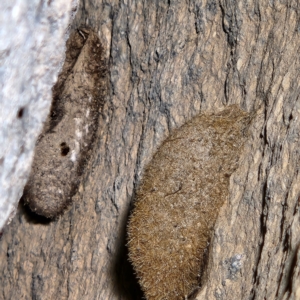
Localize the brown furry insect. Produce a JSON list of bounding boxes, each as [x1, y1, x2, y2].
[[127, 105, 252, 300], [22, 27, 107, 218]]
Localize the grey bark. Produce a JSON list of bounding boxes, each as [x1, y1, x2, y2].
[[0, 0, 77, 229], [0, 1, 300, 300]]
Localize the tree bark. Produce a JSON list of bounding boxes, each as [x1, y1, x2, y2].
[[1, 1, 300, 300]]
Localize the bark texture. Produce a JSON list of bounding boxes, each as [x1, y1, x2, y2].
[[0, 1, 300, 300]]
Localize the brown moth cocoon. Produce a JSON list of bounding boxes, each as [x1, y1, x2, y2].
[[127, 105, 251, 300], [23, 27, 106, 218]]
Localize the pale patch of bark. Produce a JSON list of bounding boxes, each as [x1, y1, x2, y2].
[[0, 0, 77, 229]]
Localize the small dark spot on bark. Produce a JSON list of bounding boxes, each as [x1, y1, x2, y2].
[[60, 142, 70, 156], [207, 0, 217, 15], [17, 107, 25, 119]]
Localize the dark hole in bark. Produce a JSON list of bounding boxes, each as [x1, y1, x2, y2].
[[17, 107, 25, 118], [60, 142, 70, 156]]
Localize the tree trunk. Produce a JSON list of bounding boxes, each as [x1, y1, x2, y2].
[[1, 1, 300, 300]]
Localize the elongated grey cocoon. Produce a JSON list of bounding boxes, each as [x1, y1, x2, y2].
[[23, 28, 107, 218]]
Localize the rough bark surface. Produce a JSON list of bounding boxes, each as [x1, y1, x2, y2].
[[0, 1, 300, 300]]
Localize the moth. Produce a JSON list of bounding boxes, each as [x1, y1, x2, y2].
[[23, 27, 106, 218], [127, 105, 252, 300]]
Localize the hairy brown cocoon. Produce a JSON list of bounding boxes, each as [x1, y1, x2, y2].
[[23, 28, 107, 218], [127, 105, 251, 300]]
